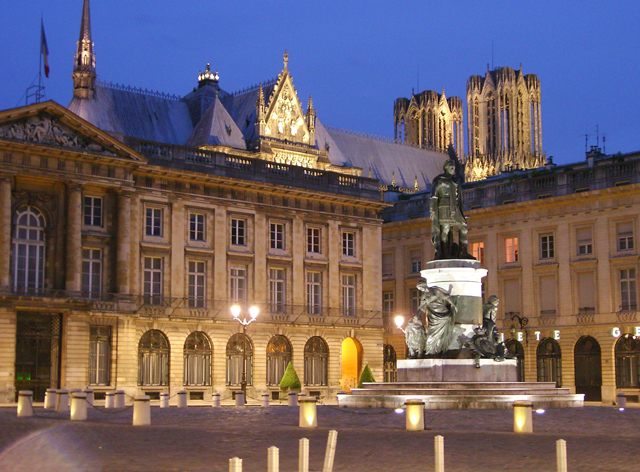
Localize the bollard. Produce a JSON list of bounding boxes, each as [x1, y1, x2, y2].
[[212, 392, 221, 407], [70, 392, 88, 421], [288, 391, 298, 406], [405, 399, 425, 431], [115, 390, 125, 408], [177, 390, 188, 408], [44, 388, 57, 409], [160, 392, 169, 408], [299, 438, 309, 472], [261, 393, 270, 407], [235, 391, 245, 407], [434, 435, 445, 472], [105, 391, 115, 409], [513, 400, 533, 433], [617, 392, 626, 408], [56, 389, 69, 413], [322, 430, 338, 472], [17, 391, 34, 418], [299, 397, 317, 428], [132, 395, 151, 426], [83, 388, 94, 406], [556, 439, 567, 472], [268, 446, 279, 472], [229, 457, 242, 472]]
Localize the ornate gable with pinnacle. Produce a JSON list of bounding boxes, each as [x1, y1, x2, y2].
[[0, 101, 146, 162]]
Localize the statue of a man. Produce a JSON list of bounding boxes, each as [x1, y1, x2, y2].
[[430, 158, 468, 259]]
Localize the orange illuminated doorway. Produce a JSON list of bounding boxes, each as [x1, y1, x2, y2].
[[340, 337, 363, 393]]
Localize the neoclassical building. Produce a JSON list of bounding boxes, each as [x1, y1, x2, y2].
[[394, 90, 464, 158], [0, 0, 447, 402], [465, 66, 546, 181], [382, 145, 640, 404]]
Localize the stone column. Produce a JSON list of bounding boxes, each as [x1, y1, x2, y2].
[[0, 177, 11, 290], [117, 191, 131, 295], [66, 184, 83, 294]]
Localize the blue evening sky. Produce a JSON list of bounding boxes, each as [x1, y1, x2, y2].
[[1, 0, 638, 165]]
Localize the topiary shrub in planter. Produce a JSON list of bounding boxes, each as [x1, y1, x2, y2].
[[358, 364, 376, 388], [279, 361, 301, 392]]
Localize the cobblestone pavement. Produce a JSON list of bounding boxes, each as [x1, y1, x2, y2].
[[0, 403, 638, 471]]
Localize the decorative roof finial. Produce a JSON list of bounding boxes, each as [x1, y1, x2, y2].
[[283, 49, 289, 71], [73, 0, 96, 98], [414, 175, 419, 191], [198, 62, 219, 88], [368, 166, 372, 178], [392, 171, 396, 187]]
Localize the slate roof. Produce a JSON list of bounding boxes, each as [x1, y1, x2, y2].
[[186, 95, 246, 149], [221, 83, 276, 143]]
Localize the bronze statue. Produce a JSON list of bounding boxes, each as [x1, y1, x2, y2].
[[467, 295, 510, 361], [430, 148, 469, 259], [418, 283, 458, 355], [404, 313, 427, 358]]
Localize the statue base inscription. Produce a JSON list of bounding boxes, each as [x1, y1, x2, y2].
[[398, 358, 517, 383]]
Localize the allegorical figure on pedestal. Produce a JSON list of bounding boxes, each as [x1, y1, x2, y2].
[[418, 282, 458, 356], [467, 295, 510, 361], [429, 147, 470, 259], [404, 313, 427, 358]]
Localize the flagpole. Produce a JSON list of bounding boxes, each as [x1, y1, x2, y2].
[[38, 16, 43, 96]]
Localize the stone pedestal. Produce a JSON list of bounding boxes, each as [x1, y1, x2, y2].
[[398, 359, 517, 382]]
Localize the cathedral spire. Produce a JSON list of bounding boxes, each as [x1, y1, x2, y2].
[[73, 0, 96, 98]]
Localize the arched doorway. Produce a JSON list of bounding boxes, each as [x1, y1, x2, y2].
[[304, 336, 328, 386], [341, 337, 362, 393], [537, 337, 562, 387], [574, 336, 602, 401], [383, 345, 397, 382], [505, 339, 525, 382], [615, 335, 640, 388]]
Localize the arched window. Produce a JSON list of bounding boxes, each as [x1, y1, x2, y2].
[[383, 344, 397, 383], [304, 336, 328, 386], [226, 333, 252, 386], [615, 334, 640, 388], [183, 331, 212, 386], [505, 339, 525, 381], [537, 337, 562, 387], [138, 330, 169, 386], [12, 206, 46, 294], [266, 335, 292, 386]]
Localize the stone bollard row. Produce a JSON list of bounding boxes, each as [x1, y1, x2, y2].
[[70, 392, 88, 421], [261, 393, 269, 407], [17, 391, 34, 417], [56, 389, 69, 413], [235, 391, 245, 407], [434, 435, 444, 472], [105, 391, 115, 409], [288, 391, 298, 406], [177, 390, 188, 408], [44, 388, 57, 409], [160, 392, 169, 408], [212, 392, 220, 407], [115, 390, 125, 408], [133, 395, 150, 426], [83, 388, 94, 406]]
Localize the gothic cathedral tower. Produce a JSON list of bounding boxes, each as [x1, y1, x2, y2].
[[465, 66, 544, 182], [394, 90, 464, 158], [72, 0, 96, 99]]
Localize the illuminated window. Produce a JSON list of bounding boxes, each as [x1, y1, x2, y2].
[[189, 213, 205, 242], [188, 260, 206, 308], [342, 231, 355, 257], [138, 330, 169, 386], [304, 336, 328, 386], [540, 234, 554, 260], [226, 333, 252, 386], [145, 208, 163, 237], [82, 248, 102, 299], [270, 222, 284, 250], [617, 222, 634, 251], [230, 218, 246, 246], [576, 227, 592, 256], [307, 227, 321, 254], [471, 241, 485, 265], [184, 332, 211, 386], [266, 335, 292, 386], [84, 196, 102, 227], [505, 237, 518, 263], [12, 206, 46, 293], [620, 269, 637, 311]]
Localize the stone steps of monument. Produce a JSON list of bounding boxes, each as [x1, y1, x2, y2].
[[351, 387, 570, 396], [359, 381, 559, 390]]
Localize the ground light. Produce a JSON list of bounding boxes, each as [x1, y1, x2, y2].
[[394, 408, 404, 414], [535, 409, 546, 414]]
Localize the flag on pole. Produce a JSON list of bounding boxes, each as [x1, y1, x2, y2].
[[40, 19, 50, 78]]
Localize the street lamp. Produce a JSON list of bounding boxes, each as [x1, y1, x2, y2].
[[510, 314, 529, 344], [231, 305, 259, 402], [394, 315, 406, 333]]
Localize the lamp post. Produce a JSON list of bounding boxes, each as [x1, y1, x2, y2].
[[231, 305, 259, 403], [394, 315, 406, 333], [510, 314, 529, 344]]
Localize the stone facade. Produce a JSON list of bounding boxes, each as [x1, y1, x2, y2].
[[382, 146, 640, 405]]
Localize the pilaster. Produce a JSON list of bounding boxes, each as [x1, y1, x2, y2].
[[65, 184, 83, 293], [0, 177, 11, 290], [116, 191, 131, 295]]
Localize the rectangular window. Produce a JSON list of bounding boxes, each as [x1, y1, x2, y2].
[[307, 227, 321, 254], [342, 232, 355, 257], [143, 257, 163, 305], [145, 208, 163, 237], [189, 213, 205, 242], [504, 278, 521, 316], [382, 253, 394, 278], [410, 289, 420, 315], [307, 271, 322, 315], [505, 237, 519, 263], [410, 250, 421, 273], [576, 227, 593, 256], [620, 268, 637, 311], [82, 248, 102, 299], [617, 222, 634, 251], [342, 274, 356, 316], [269, 268, 286, 313], [89, 326, 111, 385], [230, 266, 247, 302], [270, 223, 284, 250], [230, 218, 246, 246], [471, 242, 485, 265], [84, 196, 102, 227], [188, 260, 206, 308], [577, 272, 595, 314], [383, 292, 394, 315], [539, 275, 557, 315], [540, 234, 554, 259]]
